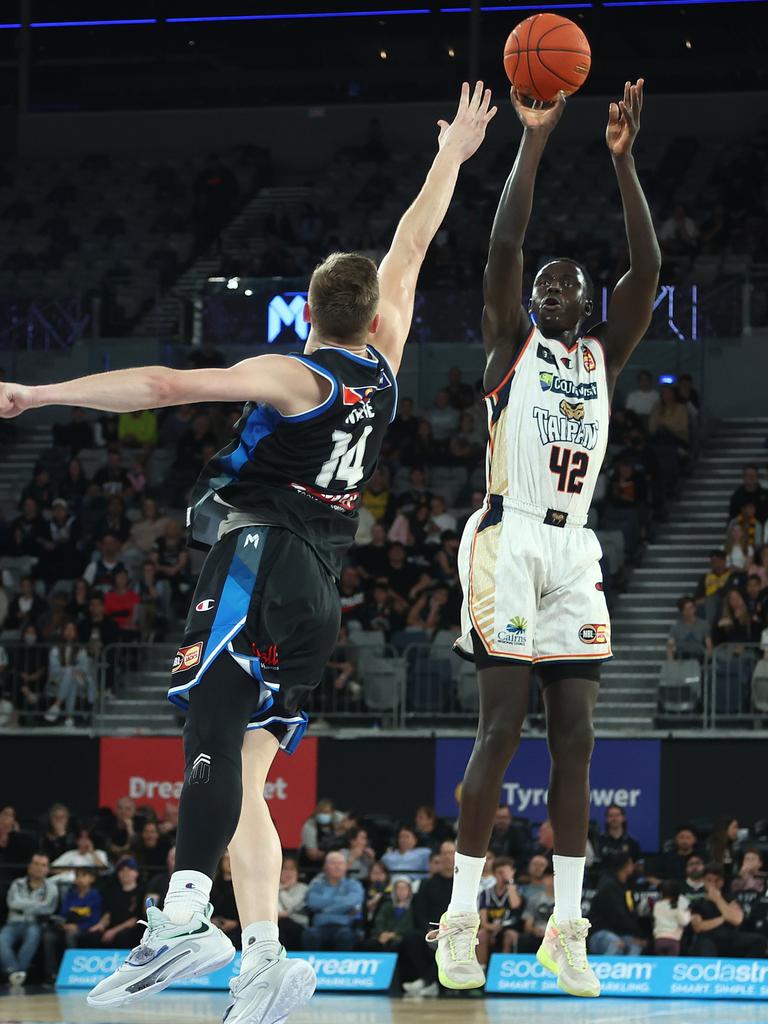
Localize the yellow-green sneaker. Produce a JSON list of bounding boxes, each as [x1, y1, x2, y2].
[[536, 915, 600, 997], [426, 911, 484, 990]]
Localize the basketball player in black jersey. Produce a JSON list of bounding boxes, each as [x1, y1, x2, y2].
[[0, 82, 496, 1024]]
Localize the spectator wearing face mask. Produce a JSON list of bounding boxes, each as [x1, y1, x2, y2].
[[300, 801, 344, 865]]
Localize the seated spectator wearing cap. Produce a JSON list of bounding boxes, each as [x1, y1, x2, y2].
[[689, 863, 767, 958], [0, 853, 57, 987], [666, 596, 712, 663], [381, 827, 431, 883], [361, 877, 414, 952], [478, 857, 524, 962], [598, 804, 642, 869], [589, 854, 645, 956], [277, 857, 308, 951], [90, 857, 144, 948], [303, 851, 363, 951]]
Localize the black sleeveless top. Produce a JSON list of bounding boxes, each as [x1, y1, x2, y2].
[[187, 345, 398, 577]]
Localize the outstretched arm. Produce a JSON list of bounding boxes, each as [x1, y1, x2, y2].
[[482, 90, 565, 393], [0, 353, 328, 419], [374, 81, 497, 373], [603, 79, 662, 386]]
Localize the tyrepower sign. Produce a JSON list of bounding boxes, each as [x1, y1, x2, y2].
[[99, 736, 317, 847]]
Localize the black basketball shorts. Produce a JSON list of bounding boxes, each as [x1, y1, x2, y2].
[[167, 525, 340, 753]]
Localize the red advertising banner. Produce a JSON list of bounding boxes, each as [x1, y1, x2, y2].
[[99, 736, 317, 848]]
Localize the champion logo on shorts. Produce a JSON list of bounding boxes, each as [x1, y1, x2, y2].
[[195, 598, 215, 612], [579, 624, 608, 644], [172, 641, 203, 673]]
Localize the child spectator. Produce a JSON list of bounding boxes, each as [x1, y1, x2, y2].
[[653, 880, 690, 955]]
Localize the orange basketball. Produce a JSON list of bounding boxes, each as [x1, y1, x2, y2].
[[503, 13, 591, 103]]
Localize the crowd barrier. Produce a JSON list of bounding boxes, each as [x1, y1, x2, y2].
[[57, 949, 768, 1001]]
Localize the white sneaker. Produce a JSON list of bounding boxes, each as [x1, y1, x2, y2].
[[420, 982, 439, 997], [87, 904, 235, 1007], [9, 970, 26, 987], [44, 705, 60, 723], [536, 916, 600, 997], [402, 978, 426, 995], [427, 911, 484, 990], [222, 948, 316, 1024]]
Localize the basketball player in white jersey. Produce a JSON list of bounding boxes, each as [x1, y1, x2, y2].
[[432, 81, 660, 995]]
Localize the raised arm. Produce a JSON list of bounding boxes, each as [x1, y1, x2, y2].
[[482, 89, 565, 392], [603, 79, 662, 386], [374, 81, 496, 373], [0, 353, 328, 419]]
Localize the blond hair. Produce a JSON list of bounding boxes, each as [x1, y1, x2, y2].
[[307, 252, 379, 343]]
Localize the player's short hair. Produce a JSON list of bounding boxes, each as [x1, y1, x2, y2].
[[308, 252, 380, 343], [535, 258, 594, 303]]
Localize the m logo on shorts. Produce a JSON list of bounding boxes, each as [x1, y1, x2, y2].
[[579, 624, 608, 644], [172, 642, 203, 673]]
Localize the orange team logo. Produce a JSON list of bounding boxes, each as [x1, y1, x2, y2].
[[582, 346, 597, 373], [342, 385, 376, 405], [579, 624, 608, 645], [172, 642, 203, 673]]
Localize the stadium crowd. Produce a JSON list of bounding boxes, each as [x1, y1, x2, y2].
[[0, 356, 709, 726], [1, 798, 767, 992]]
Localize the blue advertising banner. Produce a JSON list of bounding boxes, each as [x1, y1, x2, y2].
[[486, 954, 768, 1000], [435, 738, 661, 850], [56, 950, 397, 993]]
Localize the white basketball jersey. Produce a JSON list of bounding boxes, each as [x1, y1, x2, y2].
[[484, 324, 609, 519]]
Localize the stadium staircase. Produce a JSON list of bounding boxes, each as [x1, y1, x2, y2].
[[97, 642, 182, 733], [599, 417, 768, 731], [0, 423, 53, 512], [135, 185, 312, 339]]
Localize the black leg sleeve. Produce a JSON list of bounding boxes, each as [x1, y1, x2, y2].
[[174, 655, 258, 876]]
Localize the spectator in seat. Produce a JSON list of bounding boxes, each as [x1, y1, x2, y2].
[[694, 551, 732, 610], [21, 465, 54, 511], [682, 855, 707, 898], [666, 596, 712, 662], [53, 410, 94, 456], [57, 458, 89, 510], [95, 496, 131, 546], [53, 866, 102, 951], [90, 857, 143, 948], [730, 849, 766, 896], [487, 806, 528, 864], [354, 522, 389, 579], [431, 530, 460, 585], [104, 569, 140, 639], [598, 804, 642, 868], [301, 800, 344, 865], [341, 828, 376, 882], [44, 621, 95, 727], [362, 469, 393, 524], [382, 826, 431, 882], [303, 851, 363, 951], [414, 806, 454, 851], [39, 804, 75, 863], [79, 594, 121, 660], [12, 623, 48, 713], [5, 577, 46, 632], [388, 397, 420, 451], [394, 467, 430, 513], [338, 567, 365, 624], [359, 579, 408, 637], [210, 851, 240, 949], [589, 854, 645, 956], [426, 389, 458, 444], [130, 820, 169, 870], [730, 500, 764, 552], [689, 863, 767, 958], [713, 589, 762, 646], [656, 826, 700, 881], [108, 796, 137, 858], [426, 495, 457, 540], [93, 447, 130, 497], [652, 880, 690, 956], [136, 561, 171, 641], [478, 857, 524, 962], [145, 846, 175, 909], [519, 853, 550, 900], [37, 499, 83, 584], [277, 856, 308, 951], [648, 385, 689, 450], [401, 841, 455, 996], [658, 203, 699, 258], [51, 829, 108, 889], [127, 498, 170, 557], [83, 534, 127, 594], [9, 498, 47, 557], [724, 522, 754, 573], [151, 519, 191, 611], [364, 877, 414, 952], [624, 370, 659, 421], [445, 366, 474, 410], [675, 373, 700, 411], [408, 420, 439, 467], [708, 817, 740, 878], [729, 465, 767, 522], [365, 861, 392, 929], [518, 866, 556, 953], [0, 853, 57, 987], [66, 578, 91, 629], [37, 591, 71, 645], [117, 408, 158, 449], [406, 582, 460, 636]]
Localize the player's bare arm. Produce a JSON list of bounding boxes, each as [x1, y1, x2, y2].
[[482, 88, 565, 392], [0, 353, 327, 420], [602, 78, 662, 389], [375, 80, 497, 373]]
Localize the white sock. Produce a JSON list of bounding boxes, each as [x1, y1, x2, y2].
[[447, 852, 485, 914], [241, 921, 280, 972], [163, 869, 212, 924], [553, 854, 586, 923]]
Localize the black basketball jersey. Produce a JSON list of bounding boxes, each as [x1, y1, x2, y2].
[[187, 345, 398, 577]]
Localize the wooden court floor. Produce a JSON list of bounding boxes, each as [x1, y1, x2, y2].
[[2, 991, 768, 1024]]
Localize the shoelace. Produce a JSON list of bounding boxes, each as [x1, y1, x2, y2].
[[425, 919, 478, 963], [558, 921, 590, 971]]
